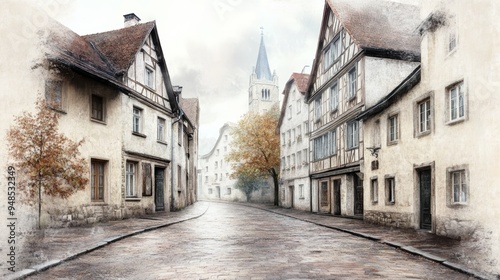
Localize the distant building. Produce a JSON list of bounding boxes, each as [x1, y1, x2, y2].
[[248, 31, 279, 114], [278, 73, 311, 211], [306, 0, 420, 217]]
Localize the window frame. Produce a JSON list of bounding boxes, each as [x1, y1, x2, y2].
[[90, 94, 105, 123], [132, 107, 143, 135], [91, 160, 106, 202], [314, 94, 322, 122], [45, 80, 64, 111], [413, 92, 434, 138], [371, 177, 378, 204], [347, 67, 357, 100], [145, 65, 155, 89], [330, 82, 339, 113], [157, 117, 166, 143], [296, 99, 301, 114], [126, 161, 138, 198], [446, 81, 466, 124], [323, 34, 341, 72], [387, 113, 400, 145], [346, 121, 359, 150], [446, 165, 469, 207]]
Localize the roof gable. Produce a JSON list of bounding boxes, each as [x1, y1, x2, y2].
[[278, 73, 310, 128]]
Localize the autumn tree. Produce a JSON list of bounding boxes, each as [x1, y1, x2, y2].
[[7, 97, 88, 228], [226, 106, 281, 205]]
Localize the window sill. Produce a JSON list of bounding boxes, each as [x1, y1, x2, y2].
[[346, 146, 358, 151], [372, 201, 378, 205], [157, 140, 168, 146], [91, 118, 106, 125], [299, 197, 305, 200], [132, 131, 147, 138], [387, 140, 399, 146], [449, 202, 468, 208], [91, 201, 107, 205], [49, 107, 67, 114], [348, 95, 357, 102], [415, 130, 431, 139], [446, 117, 466, 126], [385, 201, 395, 206], [330, 108, 338, 115], [125, 197, 141, 201]]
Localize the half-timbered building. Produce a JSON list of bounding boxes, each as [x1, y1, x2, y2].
[[306, 0, 420, 217], [0, 10, 198, 228]]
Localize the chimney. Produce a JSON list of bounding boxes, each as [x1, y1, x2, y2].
[[124, 13, 140, 27]]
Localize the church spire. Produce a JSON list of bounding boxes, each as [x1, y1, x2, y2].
[[254, 28, 272, 81]]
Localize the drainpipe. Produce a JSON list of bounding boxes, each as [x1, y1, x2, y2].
[[171, 110, 184, 211]]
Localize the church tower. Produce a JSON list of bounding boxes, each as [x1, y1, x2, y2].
[[248, 29, 279, 114]]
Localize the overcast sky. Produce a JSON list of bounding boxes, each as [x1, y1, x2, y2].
[[33, 0, 323, 154]]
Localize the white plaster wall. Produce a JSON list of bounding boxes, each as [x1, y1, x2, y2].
[[364, 57, 420, 108], [279, 81, 310, 210]]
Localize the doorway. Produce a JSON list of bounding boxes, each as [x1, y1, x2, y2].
[[154, 167, 165, 211], [333, 179, 341, 215], [419, 169, 432, 230], [319, 181, 330, 213], [288, 185, 294, 209], [354, 175, 363, 216]]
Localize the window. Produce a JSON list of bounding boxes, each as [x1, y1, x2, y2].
[[220, 173, 222, 181], [145, 66, 155, 89], [287, 130, 291, 146], [216, 149, 220, 156], [452, 170, 467, 203], [133, 107, 142, 133], [418, 98, 431, 133], [304, 121, 309, 134], [91, 95, 104, 121], [448, 18, 458, 53], [347, 121, 359, 149], [313, 130, 336, 161], [371, 178, 378, 203], [323, 35, 341, 71], [227, 188, 232, 195], [447, 166, 468, 206], [91, 160, 106, 201], [45, 80, 63, 109], [157, 117, 165, 142], [299, 184, 304, 199], [215, 161, 218, 169], [330, 82, 339, 112], [282, 133, 286, 146], [314, 94, 322, 121], [297, 151, 302, 168], [302, 148, 308, 163], [385, 177, 395, 204], [286, 156, 290, 169], [205, 166, 208, 172], [448, 82, 465, 122], [208, 188, 213, 194], [297, 125, 302, 140], [215, 173, 218, 181], [291, 154, 296, 168], [288, 105, 292, 119], [126, 161, 137, 197], [348, 67, 357, 99], [292, 129, 296, 142], [205, 176, 208, 183], [178, 123, 183, 145], [296, 99, 301, 113], [388, 114, 399, 143], [281, 157, 285, 171]]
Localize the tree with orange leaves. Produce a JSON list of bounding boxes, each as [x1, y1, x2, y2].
[[226, 105, 281, 205], [7, 97, 88, 228]]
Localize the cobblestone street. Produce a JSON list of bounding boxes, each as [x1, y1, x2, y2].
[[29, 202, 472, 279]]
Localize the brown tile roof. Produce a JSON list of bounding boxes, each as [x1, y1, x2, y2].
[[83, 22, 156, 73], [45, 20, 115, 77], [278, 73, 310, 128], [327, 0, 421, 55], [180, 97, 200, 127]]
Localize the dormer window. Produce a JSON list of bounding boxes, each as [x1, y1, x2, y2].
[[145, 66, 155, 89]]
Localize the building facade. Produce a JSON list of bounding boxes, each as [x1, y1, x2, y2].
[[358, 0, 500, 274], [305, 0, 420, 217], [0, 9, 198, 228], [278, 73, 311, 211]]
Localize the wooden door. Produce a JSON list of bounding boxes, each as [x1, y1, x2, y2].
[[354, 175, 363, 216], [333, 180, 341, 215], [319, 181, 330, 213], [154, 168, 165, 211], [420, 169, 432, 230]]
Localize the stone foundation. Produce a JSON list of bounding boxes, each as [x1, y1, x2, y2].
[[364, 210, 413, 228], [45, 204, 127, 228]]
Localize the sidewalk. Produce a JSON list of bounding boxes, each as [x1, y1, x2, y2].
[[6, 202, 209, 280], [242, 202, 497, 280], [7, 200, 497, 279]]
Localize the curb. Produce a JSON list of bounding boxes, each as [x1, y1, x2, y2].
[[10, 204, 209, 280], [231, 202, 489, 280]]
